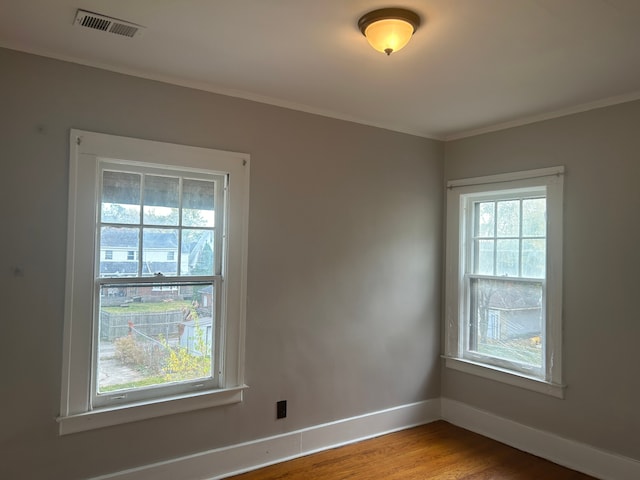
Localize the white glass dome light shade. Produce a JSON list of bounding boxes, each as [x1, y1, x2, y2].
[[364, 18, 415, 55]]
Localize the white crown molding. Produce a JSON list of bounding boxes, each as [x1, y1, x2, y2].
[[4, 41, 639, 143], [3, 42, 640, 143], [0, 41, 437, 140], [441, 398, 640, 480], [444, 91, 640, 141]]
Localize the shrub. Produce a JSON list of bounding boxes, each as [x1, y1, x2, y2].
[[163, 314, 210, 382], [114, 335, 147, 367]]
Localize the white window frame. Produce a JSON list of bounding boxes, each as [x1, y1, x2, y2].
[[444, 167, 565, 398], [59, 130, 249, 434]]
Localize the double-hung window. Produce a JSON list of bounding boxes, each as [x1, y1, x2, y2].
[[59, 130, 249, 434], [444, 167, 564, 398]]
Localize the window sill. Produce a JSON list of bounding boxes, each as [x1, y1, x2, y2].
[[57, 385, 248, 435], [443, 356, 565, 399]]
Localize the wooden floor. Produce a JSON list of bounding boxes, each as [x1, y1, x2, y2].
[[227, 421, 595, 479]]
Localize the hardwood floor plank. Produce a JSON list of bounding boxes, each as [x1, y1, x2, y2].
[[227, 421, 596, 480]]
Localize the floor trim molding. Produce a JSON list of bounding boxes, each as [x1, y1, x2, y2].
[[91, 399, 441, 480], [441, 398, 640, 480], [92, 397, 640, 480]]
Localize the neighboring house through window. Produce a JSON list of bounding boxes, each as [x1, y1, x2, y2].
[[444, 167, 564, 398], [59, 130, 249, 434]]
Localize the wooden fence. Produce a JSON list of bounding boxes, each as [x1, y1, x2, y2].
[[100, 310, 184, 341]]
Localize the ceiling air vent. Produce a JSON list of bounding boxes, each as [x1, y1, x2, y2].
[[73, 9, 144, 38]]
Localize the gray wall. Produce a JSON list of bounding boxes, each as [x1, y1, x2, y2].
[[3, 45, 638, 479], [0, 48, 443, 479], [443, 100, 640, 461]]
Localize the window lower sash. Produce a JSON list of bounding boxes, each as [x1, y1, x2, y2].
[[92, 277, 222, 408]]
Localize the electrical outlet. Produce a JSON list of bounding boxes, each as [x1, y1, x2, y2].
[[276, 400, 287, 419]]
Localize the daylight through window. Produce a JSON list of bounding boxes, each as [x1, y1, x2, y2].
[[59, 130, 249, 434], [444, 167, 564, 397], [94, 166, 223, 407]]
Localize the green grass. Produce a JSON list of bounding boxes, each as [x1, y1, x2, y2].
[[99, 376, 168, 393], [477, 340, 542, 367], [103, 300, 192, 314], [100, 376, 167, 393]]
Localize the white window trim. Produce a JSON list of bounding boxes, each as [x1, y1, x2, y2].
[[444, 167, 565, 398], [59, 130, 250, 434]]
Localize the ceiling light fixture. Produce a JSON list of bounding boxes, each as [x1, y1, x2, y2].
[[358, 8, 420, 56]]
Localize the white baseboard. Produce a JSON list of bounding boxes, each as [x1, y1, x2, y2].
[[441, 398, 640, 480], [91, 399, 441, 480], [91, 397, 640, 480]]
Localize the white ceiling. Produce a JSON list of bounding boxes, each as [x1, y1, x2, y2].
[[2, 0, 640, 140]]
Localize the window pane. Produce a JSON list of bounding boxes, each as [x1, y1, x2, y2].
[[100, 227, 139, 277], [96, 283, 214, 395], [476, 202, 495, 238], [522, 239, 546, 278], [522, 198, 546, 237], [182, 230, 214, 276], [476, 239, 494, 275], [183, 179, 215, 228], [101, 172, 141, 224], [496, 200, 520, 237], [144, 175, 179, 226], [142, 229, 178, 276], [468, 278, 543, 368], [496, 239, 519, 276]]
